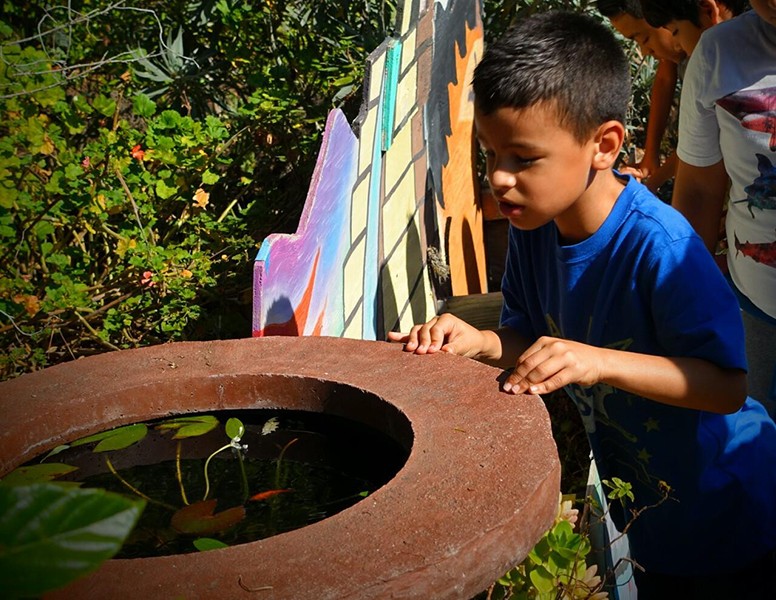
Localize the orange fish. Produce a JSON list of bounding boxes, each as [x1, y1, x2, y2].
[[249, 488, 292, 502]]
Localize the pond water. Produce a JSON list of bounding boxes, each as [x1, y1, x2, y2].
[[50, 409, 410, 558]]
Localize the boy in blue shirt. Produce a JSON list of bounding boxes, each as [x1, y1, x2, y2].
[[388, 11, 776, 598]]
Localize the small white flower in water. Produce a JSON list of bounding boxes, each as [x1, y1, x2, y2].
[[262, 417, 279, 435]]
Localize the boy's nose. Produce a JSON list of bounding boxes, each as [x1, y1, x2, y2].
[[488, 166, 516, 192]]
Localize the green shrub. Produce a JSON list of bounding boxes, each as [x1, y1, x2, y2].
[[0, 1, 394, 379]]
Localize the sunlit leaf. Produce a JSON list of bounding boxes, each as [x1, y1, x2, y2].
[[528, 565, 555, 594]]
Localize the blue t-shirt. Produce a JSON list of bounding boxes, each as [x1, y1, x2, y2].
[[501, 175, 776, 575]]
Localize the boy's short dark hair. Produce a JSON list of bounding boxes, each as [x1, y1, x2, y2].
[[596, 0, 645, 19], [472, 11, 631, 143], [641, 0, 750, 28]]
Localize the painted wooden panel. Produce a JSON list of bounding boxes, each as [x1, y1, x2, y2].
[[253, 0, 487, 339]]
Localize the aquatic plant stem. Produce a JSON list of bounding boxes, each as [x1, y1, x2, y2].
[[274, 438, 298, 490], [238, 452, 249, 503], [202, 443, 232, 501], [105, 456, 176, 510], [175, 441, 190, 505]]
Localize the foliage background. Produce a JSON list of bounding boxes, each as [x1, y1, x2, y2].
[[0, 0, 660, 384]]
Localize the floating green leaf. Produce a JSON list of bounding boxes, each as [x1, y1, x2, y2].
[[0, 483, 144, 598], [40, 444, 71, 462], [1, 463, 78, 485], [225, 417, 245, 440], [70, 423, 148, 452], [193, 537, 229, 552], [155, 415, 219, 439]]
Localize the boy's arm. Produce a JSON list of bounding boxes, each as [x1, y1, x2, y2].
[[505, 336, 747, 414], [644, 149, 677, 192], [640, 59, 678, 177], [621, 59, 677, 181], [671, 158, 729, 253]]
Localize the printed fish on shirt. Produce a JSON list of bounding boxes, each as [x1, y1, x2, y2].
[[716, 86, 776, 151], [737, 153, 776, 217]]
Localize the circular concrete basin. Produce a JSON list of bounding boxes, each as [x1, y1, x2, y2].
[[0, 336, 560, 599]]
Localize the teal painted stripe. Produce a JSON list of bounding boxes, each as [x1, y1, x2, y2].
[[381, 40, 402, 152]]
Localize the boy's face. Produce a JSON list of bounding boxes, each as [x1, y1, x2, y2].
[[475, 102, 599, 237], [609, 13, 686, 63], [664, 18, 704, 55], [751, 0, 776, 26]]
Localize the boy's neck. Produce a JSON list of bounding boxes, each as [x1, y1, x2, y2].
[[554, 169, 626, 245]]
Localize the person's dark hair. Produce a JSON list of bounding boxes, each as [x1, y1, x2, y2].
[[472, 11, 631, 143], [596, 0, 645, 19], [641, 0, 750, 28]]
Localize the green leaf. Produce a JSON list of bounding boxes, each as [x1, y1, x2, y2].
[[1, 463, 78, 485], [64, 163, 83, 180], [201, 169, 220, 185], [225, 417, 245, 440], [132, 93, 157, 118], [193, 537, 229, 552], [155, 415, 219, 439], [528, 565, 555, 594], [40, 444, 71, 462], [547, 549, 573, 574], [0, 483, 144, 598], [70, 423, 148, 452], [155, 179, 178, 199], [92, 94, 116, 117]]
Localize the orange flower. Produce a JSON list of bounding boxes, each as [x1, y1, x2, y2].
[[193, 187, 210, 209], [131, 144, 145, 161]]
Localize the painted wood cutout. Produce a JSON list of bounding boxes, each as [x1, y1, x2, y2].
[[253, 0, 487, 339]]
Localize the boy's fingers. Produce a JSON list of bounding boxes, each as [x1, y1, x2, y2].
[[428, 323, 450, 352], [504, 354, 566, 394], [387, 331, 409, 343]]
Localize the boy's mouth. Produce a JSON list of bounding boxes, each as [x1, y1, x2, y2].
[[498, 201, 525, 218]]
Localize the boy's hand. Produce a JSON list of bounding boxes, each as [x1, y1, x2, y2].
[[387, 314, 485, 358], [503, 336, 603, 395]]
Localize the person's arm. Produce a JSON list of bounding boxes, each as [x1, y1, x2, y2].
[[644, 149, 677, 192], [671, 158, 729, 253], [387, 313, 533, 369], [503, 336, 747, 414], [640, 59, 678, 177]]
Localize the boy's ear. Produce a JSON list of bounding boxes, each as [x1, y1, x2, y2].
[[699, 0, 724, 27], [591, 120, 625, 171]]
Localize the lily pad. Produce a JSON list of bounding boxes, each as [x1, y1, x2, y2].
[[70, 423, 148, 452], [193, 537, 229, 552], [1, 463, 78, 485], [155, 415, 219, 439]]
